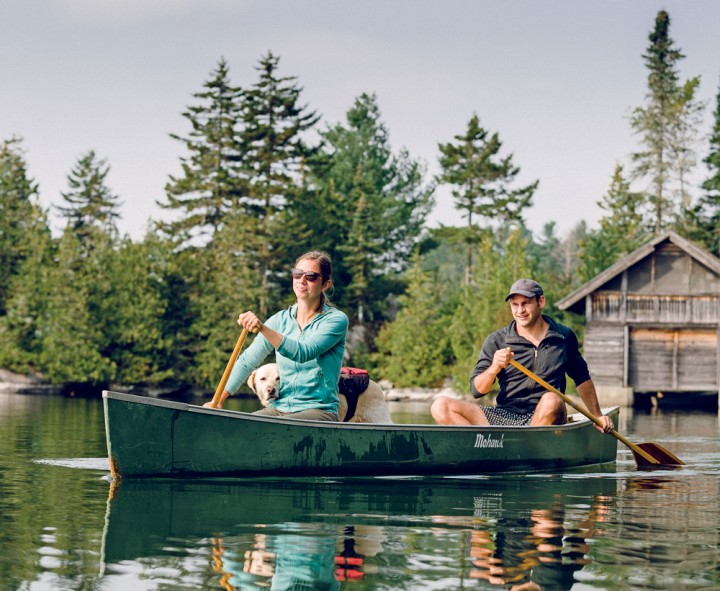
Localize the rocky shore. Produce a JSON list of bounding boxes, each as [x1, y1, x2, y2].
[[1, 368, 467, 402]]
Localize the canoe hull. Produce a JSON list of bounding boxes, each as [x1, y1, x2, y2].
[[103, 391, 619, 478]]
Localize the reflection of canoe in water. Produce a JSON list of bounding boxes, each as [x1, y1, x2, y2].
[[101, 474, 619, 565], [103, 390, 619, 478]]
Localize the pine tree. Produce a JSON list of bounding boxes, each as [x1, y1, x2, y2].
[[630, 10, 704, 233], [437, 114, 537, 284], [312, 93, 434, 323], [239, 52, 321, 315], [55, 150, 121, 245], [689, 80, 720, 256], [0, 138, 41, 315], [161, 58, 247, 245], [580, 164, 648, 281]]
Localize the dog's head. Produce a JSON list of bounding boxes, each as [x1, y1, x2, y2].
[[247, 363, 280, 406]]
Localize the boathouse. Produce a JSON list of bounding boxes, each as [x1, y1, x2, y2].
[[557, 231, 720, 406]]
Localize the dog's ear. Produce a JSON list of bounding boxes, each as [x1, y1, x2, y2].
[[247, 370, 257, 393]]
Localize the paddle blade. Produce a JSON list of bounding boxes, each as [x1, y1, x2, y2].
[[633, 442, 684, 468]]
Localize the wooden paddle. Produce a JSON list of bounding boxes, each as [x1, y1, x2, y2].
[[209, 327, 251, 408], [507, 356, 684, 468]]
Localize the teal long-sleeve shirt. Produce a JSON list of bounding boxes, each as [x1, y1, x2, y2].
[[225, 303, 349, 415]]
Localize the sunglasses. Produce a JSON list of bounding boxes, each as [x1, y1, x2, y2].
[[291, 268, 321, 283]]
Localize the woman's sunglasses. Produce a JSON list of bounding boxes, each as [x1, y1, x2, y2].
[[291, 268, 321, 283]]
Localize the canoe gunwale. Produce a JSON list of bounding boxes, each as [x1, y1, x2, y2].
[[103, 390, 617, 433]]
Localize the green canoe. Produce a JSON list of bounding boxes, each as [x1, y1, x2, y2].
[[103, 390, 619, 479]]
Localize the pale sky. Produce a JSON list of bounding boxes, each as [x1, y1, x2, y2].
[[2, 1, 719, 240]]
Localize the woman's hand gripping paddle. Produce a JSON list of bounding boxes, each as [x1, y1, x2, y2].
[[507, 356, 683, 468], [209, 327, 254, 409]]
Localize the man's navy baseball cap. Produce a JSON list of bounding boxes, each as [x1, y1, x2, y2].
[[505, 279, 544, 301]]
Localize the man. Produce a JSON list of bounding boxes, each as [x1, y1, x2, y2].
[[431, 279, 613, 432]]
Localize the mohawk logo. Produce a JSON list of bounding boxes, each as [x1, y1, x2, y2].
[[473, 433, 505, 449]]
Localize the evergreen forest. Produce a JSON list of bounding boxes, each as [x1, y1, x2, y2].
[[2, 11, 720, 395]]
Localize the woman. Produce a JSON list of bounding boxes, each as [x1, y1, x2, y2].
[[207, 251, 348, 421]]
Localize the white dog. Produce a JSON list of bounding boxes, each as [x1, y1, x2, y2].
[[247, 363, 392, 423], [246, 363, 281, 406]]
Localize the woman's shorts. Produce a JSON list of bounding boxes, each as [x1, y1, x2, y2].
[[481, 406, 534, 426], [253, 407, 339, 421]]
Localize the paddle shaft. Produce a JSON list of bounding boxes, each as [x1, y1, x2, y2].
[[507, 357, 660, 465], [209, 328, 250, 408]]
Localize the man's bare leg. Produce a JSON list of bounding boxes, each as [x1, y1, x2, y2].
[[431, 396, 490, 425], [530, 392, 567, 426]]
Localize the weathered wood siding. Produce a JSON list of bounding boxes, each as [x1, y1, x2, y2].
[[584, 324, 625, 386], [628, 328, 717, 392], [558, 233, 720, 398], [591, 293, 719, 325], [626, 242, 720, 295]]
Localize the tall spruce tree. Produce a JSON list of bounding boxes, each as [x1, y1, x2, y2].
[[437, 114, 537, 284], [239, 52, 321, 315], [580, 164, 648, 281], [55, 150, 121, 245], [689, 80, 720, 256], [630, 10, 704, 233], [312, 93, 434, 324], [0, 138, 41, 315], [162, 58, 247, 245]]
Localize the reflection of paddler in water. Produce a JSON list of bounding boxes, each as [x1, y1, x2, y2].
[[209, 523, 384, 590], [435, 494, 611, 591], [334, 525, 384, 581]]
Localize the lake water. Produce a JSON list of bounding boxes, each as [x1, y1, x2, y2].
[[1, 391, 719, 591]]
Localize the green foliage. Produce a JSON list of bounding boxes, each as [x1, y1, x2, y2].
[[55, 150, 121, 243], [0, 202, 54, 371], [238, 52, 321, 316], [189, 215, 267, 391], [579, 164, 649, 282], [161, 58, 247, 244], [373, 256, 454, 387], [437, 114, 537, 284], [444, 228, 532, 390], [0, 138, 41, 316], [93, 233, 176, 386], [37, 232, 115, 384], [630, 10, 704, 233], [688, 81, 720, 256], [310, 93, 434, 325]]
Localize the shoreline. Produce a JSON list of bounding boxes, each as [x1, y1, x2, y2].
[[0, 369, 467, 402]]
